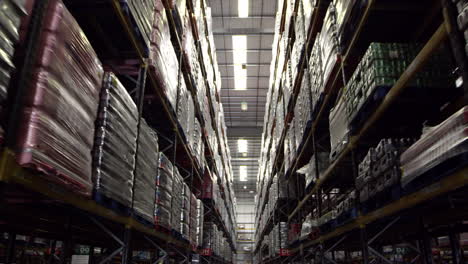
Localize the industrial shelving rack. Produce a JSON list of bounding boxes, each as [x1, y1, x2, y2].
[[254, 0, 468, 263], [0, 0, 236, 263]]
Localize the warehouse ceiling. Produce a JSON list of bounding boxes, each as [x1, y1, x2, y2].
[[207, 0, 278, 202]]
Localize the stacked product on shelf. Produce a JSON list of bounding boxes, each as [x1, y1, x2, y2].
[[272, 222, 289, 256], [357, 138, 413, 204], [189, 193, 197, 245], [329, 89, 349, 160], [300, 213, 320, 240], [93, 72, 138, 209], [309, 37, 324, 113], [334, 0, 358, 49], [126, 0, 157, 47], [176, 80, 192, 141], [454, 0, 468, 56], [149, 0, 179, 111], [319, 3, 340, 87], [155, 153, 174, 229], [179, 183, 191, 240], [202, 222, 217, 255], [195, 198, 204, 247], [293, 69, 312, 154], [400, 106, 468, 188], [335, 190, 357, 222], [15, 0, 103, 197], [345, 42, 452, 131], [344, 43, 419, 128], [133, 119, 159, 223], [0, 0, 26, 142], [171, 168, 184, 234], [299, 152, 329, 188]]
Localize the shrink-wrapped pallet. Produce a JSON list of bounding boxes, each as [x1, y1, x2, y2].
[[401, 107, 468, 187], [16, 0, 103, 196], [93, 72, 138, 206], [149, 1, 179, 111], [133, 120, 159, 222], [127, 0, 157, 47], [0, 0, 27, 141]]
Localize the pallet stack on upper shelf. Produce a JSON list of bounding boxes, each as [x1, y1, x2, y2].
[[254, 0, 468, 263], [0, 0, 236, 262]]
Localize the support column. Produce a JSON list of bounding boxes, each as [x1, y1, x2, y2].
[[360, 227, 369, 264], [122, 228, 133, 264], [5, 232, 16, 264]]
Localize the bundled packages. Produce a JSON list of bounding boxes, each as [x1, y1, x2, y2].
[[400, 106, 468, 187], [127, 0, 157, 46], [15, 0, 103, 197], [155, 153, 174, 229], [149, 0, 180, 110], [357, 138, 413, 202], [133, 120, 159, 222], [93, 72, 138, 207]]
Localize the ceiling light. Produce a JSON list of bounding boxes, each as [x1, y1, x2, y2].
[[238, 139, 248, 153], [249, 190, 254, 194], [241, 102, 248, 111], [232, 35, 247, 90], [238, 0, 249, 18], [243, 186, 247, 189], [239, 165, 247, 181]]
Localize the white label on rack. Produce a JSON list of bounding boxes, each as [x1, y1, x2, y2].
[[71, 255, 89, 264]]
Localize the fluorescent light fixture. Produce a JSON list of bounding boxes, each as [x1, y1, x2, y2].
[[243, 186, 247, 189], [232, 35, 247, 90], [241, 102, 248, 111], [238, 139, 248, 153], [239, 165, 247, 181], [238, 0, 249, 18], [249, 190, 254, 194]]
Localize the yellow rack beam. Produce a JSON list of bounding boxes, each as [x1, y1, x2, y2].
[[289, 21, 449, 222], [291, 166, 468, 253], [0, 149, 190, 250]]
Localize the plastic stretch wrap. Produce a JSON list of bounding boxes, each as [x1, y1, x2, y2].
[[0, 0, 26, 126], [299, 152, 329, 187], [319, 5, 339, 85], [149, 1, 179, 110], [329, 91, 349, 160], [171, 169, 184, 230], [401, 106, 468, 187], [16, 0, 103, 197], [177, 83, 189, 138], [309, 36, 323, 110], [93, 72, 137, 206], [127, 0, 156, 46], [133, 120, 159, 222], [334, 0, 357, 36]]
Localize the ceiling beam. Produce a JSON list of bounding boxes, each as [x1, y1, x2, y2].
[[221, 75, 270, 79], [211, 15, 276, 19], [217, 49, 272, 52], [219, 63, 270, 66]]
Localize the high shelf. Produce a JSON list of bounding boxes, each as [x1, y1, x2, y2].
[[0, 0, 236, 263], [254, 0, 468, 263]]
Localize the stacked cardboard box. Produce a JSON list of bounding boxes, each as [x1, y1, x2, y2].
[[357, 138, 413, 202]]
